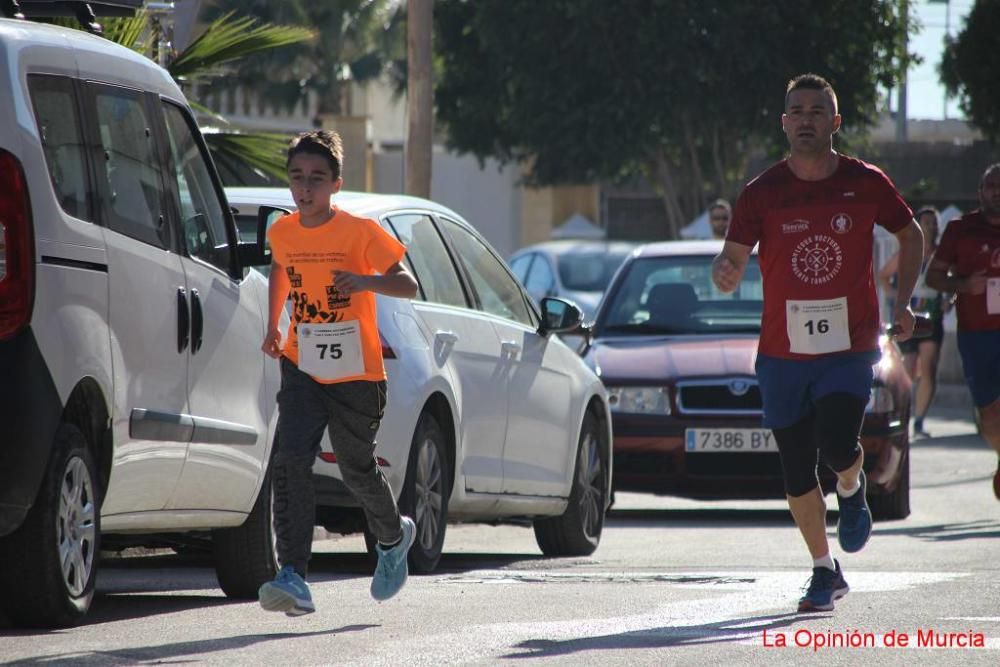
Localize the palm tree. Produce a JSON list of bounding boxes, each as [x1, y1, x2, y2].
[[49, 8, 316, 184], [201, 0, 406, 122]]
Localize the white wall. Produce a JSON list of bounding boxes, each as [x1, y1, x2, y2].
[[373, 149, 523, 258]]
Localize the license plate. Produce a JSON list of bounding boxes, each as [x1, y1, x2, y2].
[[685, 428, 776, 453]]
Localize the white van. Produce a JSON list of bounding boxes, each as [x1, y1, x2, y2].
[[0, 8, 281, 627]]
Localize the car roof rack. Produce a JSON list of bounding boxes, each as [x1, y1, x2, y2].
[[1, 0, 144, 35]]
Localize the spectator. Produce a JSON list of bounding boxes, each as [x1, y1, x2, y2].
[[878, 207, 951, 438]]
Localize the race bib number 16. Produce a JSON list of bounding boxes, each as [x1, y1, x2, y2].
[[786, 297, 851, 355], [987, 277, 1000, 315], [298, 320, 365, 381]]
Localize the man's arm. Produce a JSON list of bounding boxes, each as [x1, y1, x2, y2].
[[334, 261, 419, 298], [711, 241, 753, 293], [925, 260, 988, 295], [889, 219, 924, 341]]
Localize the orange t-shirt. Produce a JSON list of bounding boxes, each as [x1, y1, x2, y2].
[[267, 208, 406, 383]]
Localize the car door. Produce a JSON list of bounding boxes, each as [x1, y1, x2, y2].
[[157, 100, 270, 511], [386, 213, 508, 494], [82, 82, 188, 514], [438, 218, 575, 498]]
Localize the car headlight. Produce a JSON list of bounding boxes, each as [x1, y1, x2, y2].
[[866, 385, 895, 414], [606, 386, 671, 415]]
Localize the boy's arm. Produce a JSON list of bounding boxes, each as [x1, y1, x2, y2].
[[262, 261, 291, 358], [334, 262, 419, 299]]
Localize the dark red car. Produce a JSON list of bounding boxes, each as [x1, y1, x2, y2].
[[580, 241, 912, 519]]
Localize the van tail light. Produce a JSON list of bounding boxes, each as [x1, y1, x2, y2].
[[0, 149, 35, 340], [318, 452, 389, 467], [380, 330, 396, 359]]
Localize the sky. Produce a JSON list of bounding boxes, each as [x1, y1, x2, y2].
[[905, 0, 974, 120]]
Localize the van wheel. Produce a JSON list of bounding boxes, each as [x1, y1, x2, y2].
[[399, 413, 450, 574], [212, 472, 278, 597], [533, 412, 607, 556], [0, 424, 99, 628], [869, 450, 911, 521]]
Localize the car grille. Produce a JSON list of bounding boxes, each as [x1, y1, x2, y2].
[[676, 379, 763, 415], [685, 452, 781, 477]]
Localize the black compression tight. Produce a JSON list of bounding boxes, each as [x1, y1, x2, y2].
[[772, 392, 866, 498]]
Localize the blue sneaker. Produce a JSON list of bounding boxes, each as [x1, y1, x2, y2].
[[370, 516, 416, 602], [259, 565, 315, 616], [837, 469, 872, 553], [798, 560, 850, 612]]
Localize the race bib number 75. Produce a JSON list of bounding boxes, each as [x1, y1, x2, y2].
[[786, 297, 851, 355], [298, 320, 365, 381]]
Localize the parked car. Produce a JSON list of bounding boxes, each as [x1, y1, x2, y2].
[[227, 187, 613, 574], [0, 7, 283, 628], [508, 240, 639, 320], [579, 240, 912, 519]]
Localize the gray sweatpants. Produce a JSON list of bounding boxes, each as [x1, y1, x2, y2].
[[273, 357, 402, 577]]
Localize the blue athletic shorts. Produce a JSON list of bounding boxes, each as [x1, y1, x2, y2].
[[755, 351, 879, 429], [956, 330, 1000, 407]]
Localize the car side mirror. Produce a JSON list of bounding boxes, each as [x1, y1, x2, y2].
[[249, 205, 291, 267], [539, 297, 584, 336]]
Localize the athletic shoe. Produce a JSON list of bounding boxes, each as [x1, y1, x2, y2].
[[259, 565, 315, 616], [913, 428, 931, 440], [837, 470, 872, 553], [798, 560, 850, 612], [371, 516, 416, 601]]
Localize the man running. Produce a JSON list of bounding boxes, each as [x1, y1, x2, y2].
[[712, 73, 924, 612]]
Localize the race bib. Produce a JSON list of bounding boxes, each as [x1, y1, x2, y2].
[[988, 277, 1000, 315], [786, 297, 851, 355], [297, 320, 365, 381]]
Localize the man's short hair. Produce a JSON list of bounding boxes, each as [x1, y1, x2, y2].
[[785, 73, 839, 115], [708, 198, 731, 215], [287, 130, 344, 179], [980, 162, 1000, 188]]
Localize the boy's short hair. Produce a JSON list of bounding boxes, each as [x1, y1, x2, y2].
[[287, 130, 344, 179], [785, 73, 838, 115]]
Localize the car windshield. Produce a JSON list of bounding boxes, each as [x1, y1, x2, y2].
[[598, 254, 763, 335], [557, 251, 632, 292]]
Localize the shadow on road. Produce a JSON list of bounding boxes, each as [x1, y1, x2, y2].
[[504, 611, 820, 659], [6, 624, 376, 663], [873, 518, 1000, 542], [607, 507, 795, 527]]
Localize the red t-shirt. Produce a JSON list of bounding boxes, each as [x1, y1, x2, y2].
[[932, 210, 1000, 332], [727, 155, 913, 359]]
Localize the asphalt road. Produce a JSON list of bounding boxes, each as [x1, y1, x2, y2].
[[2, 402, 997, 666]]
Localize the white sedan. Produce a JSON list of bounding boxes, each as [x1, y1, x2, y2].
[[227, 187, 613, 572]]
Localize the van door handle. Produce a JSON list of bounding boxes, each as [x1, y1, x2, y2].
[[435, 331, 458, 344], [190, 288, 203, 354], [177, 287, 189, 353]]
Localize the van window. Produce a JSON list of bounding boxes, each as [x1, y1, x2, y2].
[[91, 85, 170, 248], [27, 75, 92, 221], [161, 102, 232, 272]]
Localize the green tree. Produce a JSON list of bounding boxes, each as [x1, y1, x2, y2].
[[940, 0, 1000, 144], [435, 0, 905, 238], [201, 0, 406, 119]]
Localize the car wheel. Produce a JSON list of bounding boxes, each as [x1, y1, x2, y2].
[[533, 412, 607, 556], [211, 470, 278, 598], [869, 449, 911, 521], [0, 423, 99, 628], [399, 412, 450, 574]]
